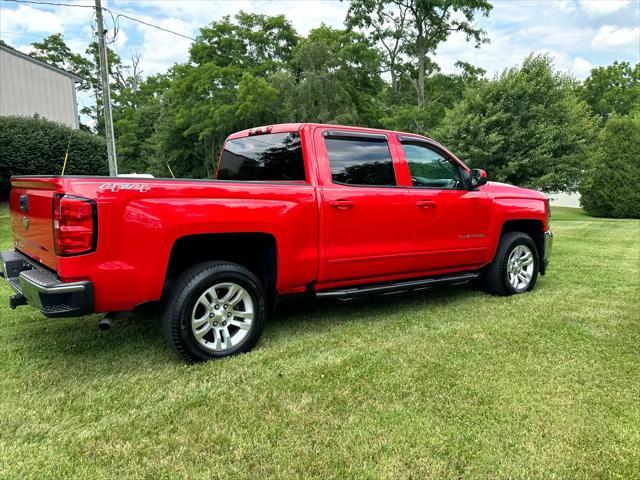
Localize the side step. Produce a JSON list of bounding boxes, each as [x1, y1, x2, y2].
[[315, 272, 480, 300]]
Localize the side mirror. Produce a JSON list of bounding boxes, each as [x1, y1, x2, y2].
[[470, 168, 488, 189]]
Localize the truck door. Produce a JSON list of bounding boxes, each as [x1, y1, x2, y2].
[[399, 139, 491, 273], [315, 129, 414, 283]]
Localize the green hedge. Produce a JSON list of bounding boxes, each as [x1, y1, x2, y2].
[[0, 116, 108, 199], [579, 116, 640, 219]]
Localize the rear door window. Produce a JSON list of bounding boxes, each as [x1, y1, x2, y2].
[[218, 132, 305, 181], [324, 136, 396, 186]]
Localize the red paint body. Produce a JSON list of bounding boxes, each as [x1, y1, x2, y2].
[[9, 123, 549, 313]]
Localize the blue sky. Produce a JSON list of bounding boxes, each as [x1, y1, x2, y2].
[[1, 0, 638, 83]]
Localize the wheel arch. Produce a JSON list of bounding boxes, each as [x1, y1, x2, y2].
[[164, 232, 278, 298], [499, 219, 546, 274]]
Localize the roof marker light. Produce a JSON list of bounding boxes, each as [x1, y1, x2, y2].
[[248, 126, 273, 136]]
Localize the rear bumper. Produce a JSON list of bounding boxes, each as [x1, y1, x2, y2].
[[542, 230, 553, 274], [1, 250, 93, 318]]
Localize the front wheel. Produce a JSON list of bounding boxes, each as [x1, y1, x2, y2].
[[162, 261, 267, 363], [483, 232, 539, 296]]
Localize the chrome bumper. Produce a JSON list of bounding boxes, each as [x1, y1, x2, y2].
[[542, 230, 553, 274], [1, 250, 93, 318]]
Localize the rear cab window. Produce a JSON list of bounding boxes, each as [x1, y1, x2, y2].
[[217, 132, 306, 182], [323, 132, 397, 186]]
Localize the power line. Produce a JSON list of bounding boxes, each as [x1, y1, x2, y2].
[[114, 13, 194, 41], [1, 0, 95, 8], [1, 0, 196, 41], [0, 30, 55, 38]]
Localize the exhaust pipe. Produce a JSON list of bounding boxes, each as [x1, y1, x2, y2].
[[98, 311, 131, 331], [98, 315, 113, 331]]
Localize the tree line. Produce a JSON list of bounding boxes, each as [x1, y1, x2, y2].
[[6, 0, 640, 216]]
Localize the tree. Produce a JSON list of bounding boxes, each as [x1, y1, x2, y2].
[[114, 73, 171, 174], [288, 26, 385, 125], [30, 34, 135, 133], [581, 61, 640, 121], [579, 116, 640, 218], [190, 12, 298, 73], [346, 0, 492, 106], [346, 0, 409, 98], [30, 33, 90, 76], [434, 54, 599, 192], [150, 13, 299, 178], [381, 60, 485, 133]]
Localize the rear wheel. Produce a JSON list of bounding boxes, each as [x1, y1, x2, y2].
[[484, 232, 539, 296], [162, 261, 266, 363]]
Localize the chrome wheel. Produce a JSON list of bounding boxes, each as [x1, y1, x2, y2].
[[191, 282, 254, 352], [506, 245, 535, 292]]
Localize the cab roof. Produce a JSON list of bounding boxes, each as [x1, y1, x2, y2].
[[226, 123, 434, 143]]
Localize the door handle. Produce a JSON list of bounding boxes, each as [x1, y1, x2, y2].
[[416, 200, 436, 209], [329, 199, 355, 210]]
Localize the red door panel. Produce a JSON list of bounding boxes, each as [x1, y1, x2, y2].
[[409, 188, 491, 272], [320, 185, 413, 282]]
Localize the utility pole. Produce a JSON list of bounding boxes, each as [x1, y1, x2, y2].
[[95, 0, 118, 176]]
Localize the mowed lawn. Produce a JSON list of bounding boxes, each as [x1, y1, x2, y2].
[[0, 203, 638, 480]]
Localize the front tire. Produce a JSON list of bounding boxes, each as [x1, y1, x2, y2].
[[483, 232, 539, 296], [162, 261, 266, 363]]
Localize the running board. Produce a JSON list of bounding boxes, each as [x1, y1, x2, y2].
[[315, 272, 480, 299]]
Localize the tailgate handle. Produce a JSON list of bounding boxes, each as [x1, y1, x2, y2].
[[19, 195, 29, 212]]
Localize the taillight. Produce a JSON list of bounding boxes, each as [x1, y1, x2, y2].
[[53, 194, 97, 256]]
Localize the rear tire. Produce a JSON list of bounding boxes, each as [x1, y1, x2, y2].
[[162, 261, 266, 363], [483, 232, 539, 296]]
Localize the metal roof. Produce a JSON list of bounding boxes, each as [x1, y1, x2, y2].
[[0, 44, 83, 82]]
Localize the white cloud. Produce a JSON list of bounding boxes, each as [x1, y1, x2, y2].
[[135, 18, 194, 75], [591, 25, 640, 49], [543, 52, 594, 80], [434, 24, 597, 81], [0, 1, 94, 34], [15, 44, 35, 55], [2, 0, 638, 84], [571, 56, 595, 79], [68, 34, 91, 56], [558, 0, 577, 13], [114, 27, 128, 50], [112, 0, 348, 74], [1, 5, 64, 33], [520, 24, 595, 50], [117, 0, 348, 35], [579, 0, 630, 16]]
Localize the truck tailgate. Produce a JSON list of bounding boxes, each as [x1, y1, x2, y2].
[[9, 178, 59, 271]]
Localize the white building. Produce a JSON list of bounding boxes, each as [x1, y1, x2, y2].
[[0, 44, 81, 129], [546, 191, 582, 208]]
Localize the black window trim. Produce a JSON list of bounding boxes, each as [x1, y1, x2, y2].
[[323, 131, 401, 188], [322, 130, 388, 142], [398, 137, 469, 190]]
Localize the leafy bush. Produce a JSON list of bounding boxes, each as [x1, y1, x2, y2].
[[579, 116, 640, 218], [0, 116, 107, 199], [434, 54, 599, 192]]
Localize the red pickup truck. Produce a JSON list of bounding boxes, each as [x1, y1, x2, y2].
[[2, 123, 552, 362]]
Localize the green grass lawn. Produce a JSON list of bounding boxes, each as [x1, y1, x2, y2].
[[0, 204, 638, 479]]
